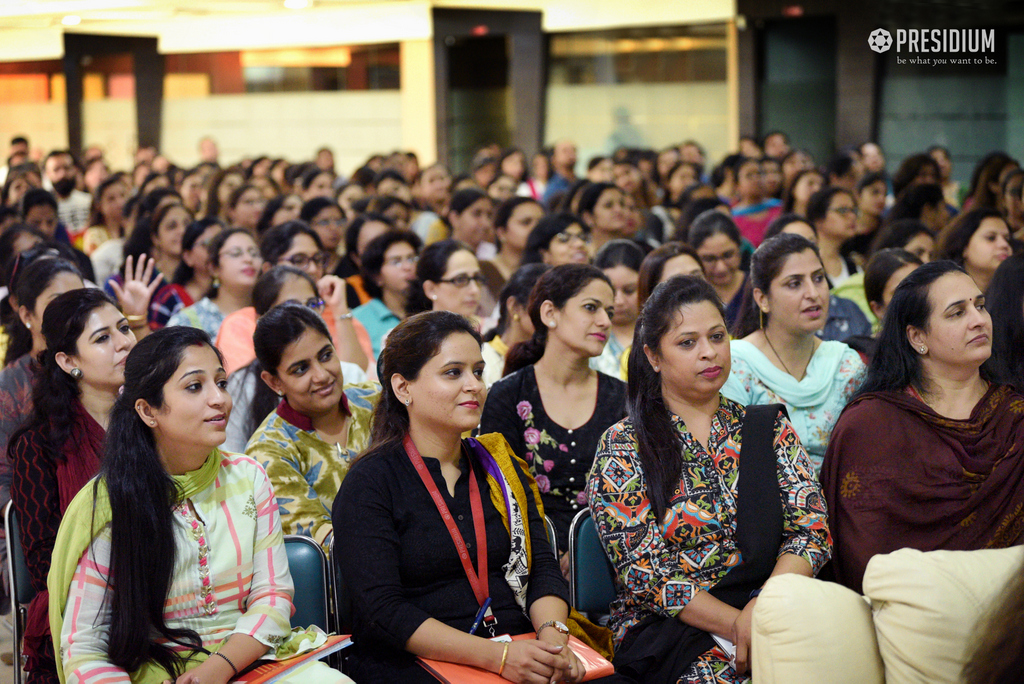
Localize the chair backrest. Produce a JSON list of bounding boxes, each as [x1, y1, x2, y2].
[[283, 535, 331, 632], [6, 502, 35, 605], [544, 515, 558, 555], [568, 509, 617, 615]]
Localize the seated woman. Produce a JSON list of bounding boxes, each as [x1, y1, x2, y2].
[[588, 275, 831, 682], [591, 240, 644, 380], [481, 197, 545, 303], [806, 187, 860, 287], [246, 303, 378, 548], [215, 221, 369, 375], [10, 289, 136, 684], [936, 207, 1013, 294], [50, 326, 351, 684], [222, 266, 368, 453], [722, 234, 867, 472], [351, 230, 422, 360], [688, 211, 748, 329], [480, 264, 626, 554], [481, 263, 549, 387], [822, 261, 1024, 594], [841, 249, 923, 363], [985, 254, 1024, 393], [637, 242, 705, 308], [333, 311, 592, 683], [406, 239, 486, 323], [521, 213, 592, 267], [167, 228, 262, 339]]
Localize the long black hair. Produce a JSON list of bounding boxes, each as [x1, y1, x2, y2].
[[857, 260, 989, 397], [627, 275, 725, 522], [5, 255, 82, 366], [983, 254, 1024, 393], [863, 248, 923, 310], [732, 233, 822, 339], [101, 326, 223, 675], [504, 263, 612, 375], [936, 207, 1004, 266], [363, 310, 481, 455], [9, 288, 117, 460]]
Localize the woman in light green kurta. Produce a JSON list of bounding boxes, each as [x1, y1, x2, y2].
[[245, 302, 379, 549]]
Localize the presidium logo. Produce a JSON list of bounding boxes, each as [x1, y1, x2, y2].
[[868, 28, 892, 53], [867, 27, 997, 64]]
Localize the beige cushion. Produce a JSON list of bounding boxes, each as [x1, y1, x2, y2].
[[863, 546, 1024, 684], [752, 573, 884, 684]]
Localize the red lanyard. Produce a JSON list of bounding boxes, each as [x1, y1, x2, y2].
[[404, 435, 489, 608]]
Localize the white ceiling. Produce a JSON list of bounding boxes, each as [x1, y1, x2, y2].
[[0, 0, 734, 60]]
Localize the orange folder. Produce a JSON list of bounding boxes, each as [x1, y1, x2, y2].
[[234, 634, 352, 684], [418, 634, 614, 683]]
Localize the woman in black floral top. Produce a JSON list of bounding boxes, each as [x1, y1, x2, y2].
[[481, 264, 627, 556], [586, 276, 831, 683]]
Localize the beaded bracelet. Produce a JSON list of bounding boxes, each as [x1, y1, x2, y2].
[[214, 651, 238, 678]]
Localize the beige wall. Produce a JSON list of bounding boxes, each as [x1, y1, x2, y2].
[[161, 91, 403, 173], [545, 82, 730, 168], [83, 99, 137, 170], [0, 102, 67, 162]]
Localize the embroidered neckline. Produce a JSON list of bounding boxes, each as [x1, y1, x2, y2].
[[176, 502, 217, 616]]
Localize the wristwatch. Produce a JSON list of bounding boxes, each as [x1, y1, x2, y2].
[[537, 620, 569, 636]]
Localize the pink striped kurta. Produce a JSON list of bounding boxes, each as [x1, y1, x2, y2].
[[60, 453, 296, 684]]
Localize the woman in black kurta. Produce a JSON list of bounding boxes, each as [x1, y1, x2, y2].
[[333, 310, 587, 684], [481, 366, 626, 550], [479, 264, 627, 552]]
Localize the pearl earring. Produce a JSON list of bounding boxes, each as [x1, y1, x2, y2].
[[70, 368, 83, 379], [24, 323, 30, 330], [547, 321, 555, 328], [430, 295, 438, 301]]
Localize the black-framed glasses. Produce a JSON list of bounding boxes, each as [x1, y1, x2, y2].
[[281, 252, 330, 270], [438, 273, 485, 288]]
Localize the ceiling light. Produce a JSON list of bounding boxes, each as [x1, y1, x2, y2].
[[61, 15, 81, 26], [283, 0, 309, 9]]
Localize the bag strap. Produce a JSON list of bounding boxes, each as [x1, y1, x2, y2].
[[733, 403, 787, 584]]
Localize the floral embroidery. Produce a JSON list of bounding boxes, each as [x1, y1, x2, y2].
[[176, 502, 217, 616], [518, 402, 571, 499], [243, 495, 258, 520]]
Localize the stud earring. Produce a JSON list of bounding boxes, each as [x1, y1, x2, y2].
[[213, 276, 221, 289], [920, 347, 926, 354], [430, 295, 438, 301], [404, 398, 411, 406], [69, 368, 83, 379], [24, 322, 30, 330], [653, 366, 660, 373], [513, 313, 520, 321], [547, 321, 555, 328]]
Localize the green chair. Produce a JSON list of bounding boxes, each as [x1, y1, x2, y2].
[[6, 501, 36, 684], [327, 536, 353, 634], [567, 509, 617, 615], [283, 535, 332, 633]]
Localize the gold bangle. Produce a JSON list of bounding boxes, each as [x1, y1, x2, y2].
[[497, 642, 509, 677], [125, 314, 146, 324]]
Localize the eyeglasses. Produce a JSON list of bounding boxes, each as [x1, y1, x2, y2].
[[313, 217, 344, 229], [281, 252, 330, 270], [220, 247, 262, 260], [830, 206, 859, 217], [384, 254, 419, 268], [699, 249, 738, 266], [553, 230, 590, 244], [438, 273, 486, 288], [304, 297, 325, 312]]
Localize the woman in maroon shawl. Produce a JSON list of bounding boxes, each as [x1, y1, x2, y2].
[[822, 260, 1024, 593], [8, 288, 137, 684]]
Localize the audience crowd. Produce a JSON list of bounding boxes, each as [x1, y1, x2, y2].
[[1, 128, 1023, 684]]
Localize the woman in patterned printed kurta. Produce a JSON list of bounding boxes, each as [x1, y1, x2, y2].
[[587, 276, 831, 684], [50, 326, 350, 684], [246, 303, 378, 549]]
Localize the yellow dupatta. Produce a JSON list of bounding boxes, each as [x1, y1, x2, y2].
[[473, 433, 615, 661]]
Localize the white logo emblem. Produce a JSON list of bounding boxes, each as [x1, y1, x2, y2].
[[869, 28, 893, 53]]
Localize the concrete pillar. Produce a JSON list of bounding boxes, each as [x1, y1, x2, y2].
[[400, 39, 437, 164]]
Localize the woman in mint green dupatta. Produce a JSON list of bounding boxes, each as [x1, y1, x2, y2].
[[49, 326, 351, 684], [722, 234, 867, 472]]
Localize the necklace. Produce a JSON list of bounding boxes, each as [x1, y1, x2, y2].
[[763, 330, 811, 379]]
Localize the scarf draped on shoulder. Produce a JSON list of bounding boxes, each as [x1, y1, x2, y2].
[[469, 433, 614, 660], [48, 450, 222, 684]]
